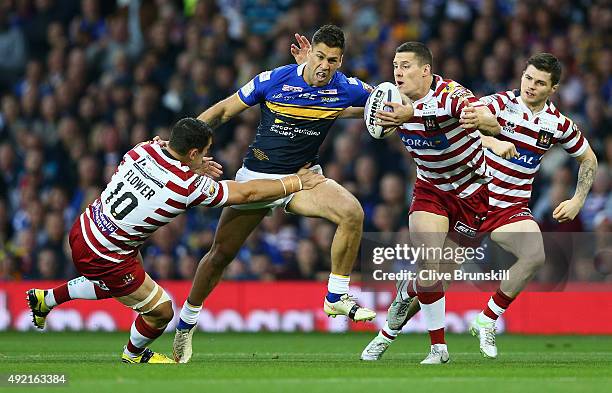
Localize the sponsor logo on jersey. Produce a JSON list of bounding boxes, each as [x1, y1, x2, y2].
[[282, 84, 303, 92], [509, 210, 533, 220], [317, 89, 337, 95], [298, 92, 317, 100], [208, 181, 218, 196], [241, 79, 256, 97], [454, 221, 477, 238], [401, 133, 449, 150], [91, 200, 118, 235], [503, 121, 516, 134], [134, 158, 165, 188], [510, 148, 542, 169], [259, 71, 272, 82], [322, 97, 340, 103]]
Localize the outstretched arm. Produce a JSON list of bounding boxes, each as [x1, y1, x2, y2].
[[479, 132, 519, 159], [460, 105, 502, 135], [197, 93, 249, 130], [223, 167, 326, 205], [552, 146, 598, 222]]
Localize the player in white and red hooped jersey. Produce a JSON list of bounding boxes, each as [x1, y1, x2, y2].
[[361, 53, 598, 363], [26, 118, 325, 364], [480, 89, 589, 211], [363, 42, 502, 365]]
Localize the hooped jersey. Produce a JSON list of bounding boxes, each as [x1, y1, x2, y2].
[[237, 63, 371, 174], [79, 142, 228, 262], [481, 90, 589, 210], [397, 75, 490, 198]]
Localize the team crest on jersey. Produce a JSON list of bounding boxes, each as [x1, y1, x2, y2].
[[423, 115, 440, 131], [122, 273, 135, 285], [536, 129, 554, 148]]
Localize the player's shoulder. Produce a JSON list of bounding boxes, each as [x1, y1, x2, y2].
[[435, 76, 472, 101], [331, 70, 372, 92], [266, 64, 299, 82], [481, 89, 518, 106]]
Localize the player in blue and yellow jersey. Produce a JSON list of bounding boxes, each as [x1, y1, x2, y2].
[[173, 25, 376, 363]]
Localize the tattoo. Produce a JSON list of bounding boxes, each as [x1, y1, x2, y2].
[[575, 157, 597, 202], [206, 117, 222, 130]]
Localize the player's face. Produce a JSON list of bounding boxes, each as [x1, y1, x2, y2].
[[305, 43, 343, 86], [393, 52, 431, 98], [187, 141, 212, 173], [520, 65, 558, 107]]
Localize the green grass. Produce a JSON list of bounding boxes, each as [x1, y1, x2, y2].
[[0, 332, 611, 392]]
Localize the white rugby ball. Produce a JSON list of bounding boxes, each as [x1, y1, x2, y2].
[[364, 82, 402, 139]]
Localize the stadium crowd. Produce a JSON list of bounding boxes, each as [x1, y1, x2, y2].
[[0, 0, 610, 282]]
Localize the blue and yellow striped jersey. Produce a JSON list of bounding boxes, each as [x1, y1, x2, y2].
[[237, 63, 371, 174]]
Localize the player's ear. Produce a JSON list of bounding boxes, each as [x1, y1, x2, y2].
[[550, 83, 559, 94], [188, 147, 200, 161], [338, 54, 343, 68], [422, 63, 431, 77]]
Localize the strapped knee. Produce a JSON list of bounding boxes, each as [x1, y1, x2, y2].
[[131, 283, 172, 315]]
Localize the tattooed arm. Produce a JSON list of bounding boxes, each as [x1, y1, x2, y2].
[[552, 146, 598, 223]]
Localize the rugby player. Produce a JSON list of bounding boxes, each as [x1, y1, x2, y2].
[[361, 53, 597, 360], [172, 25, 377, 363], [27, 118, 325, 363]]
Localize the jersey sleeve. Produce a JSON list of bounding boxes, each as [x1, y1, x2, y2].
[[346, 77, 373, 107], [187, 176, 229, 208], [237, 69, 274, 107], [442, 82, 482, 119], [559, 118, 589, 157]]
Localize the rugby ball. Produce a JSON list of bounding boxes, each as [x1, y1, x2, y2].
[[364, 82, 402, 139]]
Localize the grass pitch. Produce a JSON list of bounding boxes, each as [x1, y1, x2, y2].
[[0, 332, 611, 392]]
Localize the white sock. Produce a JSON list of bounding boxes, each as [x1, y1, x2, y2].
[[180, 300, 202, 325], [418, 296, 446, 331], [381, 321, 399, 340], [478, 309, 497, 325], [327, 273, 350, 295], [44, 291, 57, 308], [67, 276, 98, 300]]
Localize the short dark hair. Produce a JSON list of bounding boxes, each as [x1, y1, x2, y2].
[[526, 53, 562, 86], [168, 118, 213, 155], [312, 25, 345, 51], [396, 42, 433, 67]]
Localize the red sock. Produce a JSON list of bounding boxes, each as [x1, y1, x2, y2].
[[94, 285, 112, 299], [51, 283, 70, 305], [416, 281, 446, 345], [483, 289, 515, 320], [126, 315, 165, 354]]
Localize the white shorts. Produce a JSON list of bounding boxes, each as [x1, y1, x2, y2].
[[231, 164, 323, 212]]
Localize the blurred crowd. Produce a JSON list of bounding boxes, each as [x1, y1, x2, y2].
[[0, 0, 610, 283]]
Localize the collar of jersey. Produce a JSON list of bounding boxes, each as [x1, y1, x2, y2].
[[413, 75, 440, 105], [516, 94, 550, 119]]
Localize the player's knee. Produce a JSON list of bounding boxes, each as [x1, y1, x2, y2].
[[335, 197, 364, 226], [150, 301, 174, 327], [521, 245, 546, 272], [207, 244, 236, 270]]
